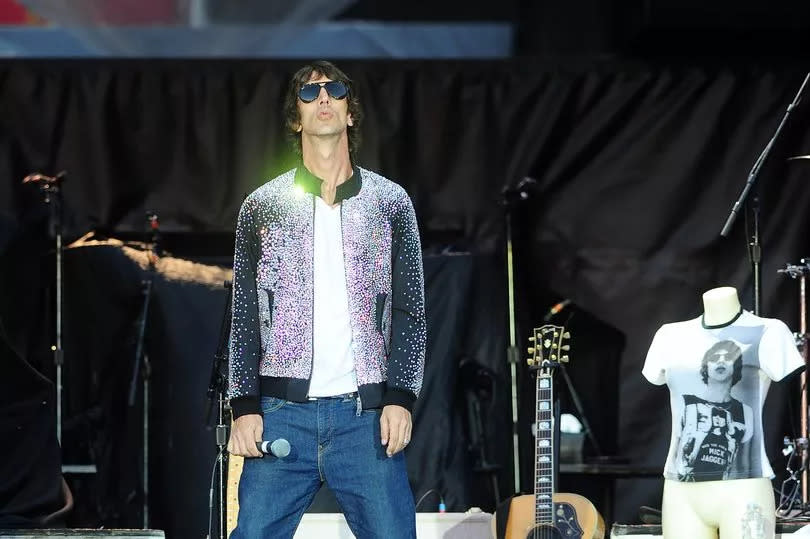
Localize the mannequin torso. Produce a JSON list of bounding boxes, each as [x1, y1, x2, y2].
[[643, 285, 802, 539]]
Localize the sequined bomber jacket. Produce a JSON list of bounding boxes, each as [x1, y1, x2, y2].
[[228, 165, 426, 419]]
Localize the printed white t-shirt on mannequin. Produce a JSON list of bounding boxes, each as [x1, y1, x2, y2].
[[643, 310, 802, 482]]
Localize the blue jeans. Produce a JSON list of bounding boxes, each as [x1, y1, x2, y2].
[[231, 395, 416, 539]]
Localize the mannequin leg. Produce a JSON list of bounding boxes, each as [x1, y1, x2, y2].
[[663, 478, 775, 539], [662, 480, 716, 539], [718, 478, 774, 539]]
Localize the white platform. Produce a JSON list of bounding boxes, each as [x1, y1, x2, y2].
[[609, 524, 810, 538], [294, 511, 493, 538], [610, 534, 806, 538]]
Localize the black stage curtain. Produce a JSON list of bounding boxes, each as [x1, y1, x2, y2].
[[3, 59, 810, 527]]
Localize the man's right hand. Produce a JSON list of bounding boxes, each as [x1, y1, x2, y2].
[[227, 413, 264, 458]]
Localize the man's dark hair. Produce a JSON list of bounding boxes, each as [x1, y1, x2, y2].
[[700, 340, 743, 386], [283, 60, 363, 158]]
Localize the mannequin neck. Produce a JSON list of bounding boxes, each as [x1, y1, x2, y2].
[[702, 286, 742, 327]]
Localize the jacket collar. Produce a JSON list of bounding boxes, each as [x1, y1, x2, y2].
[[294, 164, 362, 203]]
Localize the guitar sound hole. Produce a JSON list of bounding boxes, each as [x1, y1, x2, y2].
[[525, 525, 564, 539]]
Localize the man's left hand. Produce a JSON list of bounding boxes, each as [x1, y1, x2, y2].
[[380, 405, 412, 457]]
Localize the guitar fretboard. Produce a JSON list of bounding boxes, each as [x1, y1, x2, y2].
[[534, 373, 554, 526]]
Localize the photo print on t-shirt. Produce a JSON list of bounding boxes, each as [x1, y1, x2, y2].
[[671, 334, 758, 482]]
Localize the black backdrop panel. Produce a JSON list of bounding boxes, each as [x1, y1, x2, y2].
[[58, 243, 231, 532]]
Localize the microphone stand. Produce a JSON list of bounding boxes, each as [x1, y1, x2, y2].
[[779, 259, 810, 506], [22, 171, 66, 443], [128, 211, 160, 529], [720, 72, 810, 314], [207, 280, 233, 539], [500, 176, 537, 495], [750, 196, 761, 316]]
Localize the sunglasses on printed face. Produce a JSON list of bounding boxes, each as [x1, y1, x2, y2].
[[298, 80, 349, 103]]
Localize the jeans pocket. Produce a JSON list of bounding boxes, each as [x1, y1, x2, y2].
[[260, 396, 285, 414]]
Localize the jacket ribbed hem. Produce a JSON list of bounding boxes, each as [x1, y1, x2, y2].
[[230, 395, 261, 419]]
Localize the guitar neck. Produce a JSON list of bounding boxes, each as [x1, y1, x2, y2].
[[534, 372, 555, 526]]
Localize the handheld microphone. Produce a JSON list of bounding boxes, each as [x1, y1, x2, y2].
[[256, 438, 291, 458]]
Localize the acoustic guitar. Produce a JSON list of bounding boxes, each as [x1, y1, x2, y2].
[[501, 324, 605, 539]]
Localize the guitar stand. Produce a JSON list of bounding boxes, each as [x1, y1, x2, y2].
[[206, 280, 233, 539]]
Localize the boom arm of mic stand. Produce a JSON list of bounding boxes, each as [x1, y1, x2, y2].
[[720, 72, 810, 238]]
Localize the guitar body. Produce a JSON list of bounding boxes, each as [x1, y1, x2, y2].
[[504, 493, 605, 539]]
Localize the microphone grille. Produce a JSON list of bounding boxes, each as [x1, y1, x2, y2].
[[271, 438, 291, 458]]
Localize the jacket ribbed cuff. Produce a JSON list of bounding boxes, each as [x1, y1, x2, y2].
[[381, 387, 417, 412], [230, 395, 261, 419]]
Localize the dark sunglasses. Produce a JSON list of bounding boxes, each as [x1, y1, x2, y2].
[[298, 80, 349, 103]]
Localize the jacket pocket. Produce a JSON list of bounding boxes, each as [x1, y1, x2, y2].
[[375, 292, 386, 334], [375, 292, 389, 356], [261, 289, 274, 330]]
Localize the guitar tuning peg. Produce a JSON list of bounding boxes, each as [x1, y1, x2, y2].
[[527, 358, 535, 366], [561, 344, 570, 351], [528, 347, 536, 355], [551, 354, 557, 360], [528, 336, 536, 342], [561, 355, 569, 362], [563, 332, 570, 339]]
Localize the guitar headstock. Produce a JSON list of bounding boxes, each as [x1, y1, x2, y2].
[[527, 324, 571, 373]]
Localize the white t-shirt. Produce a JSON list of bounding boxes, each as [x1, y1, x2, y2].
[[642, 310, 802, 482], [308, 197, 358, 397]]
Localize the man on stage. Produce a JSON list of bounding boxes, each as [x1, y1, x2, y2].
[[227, 60, 426, 538]]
